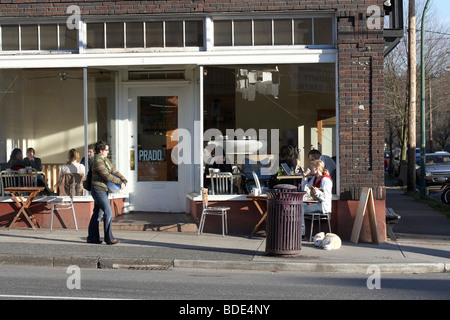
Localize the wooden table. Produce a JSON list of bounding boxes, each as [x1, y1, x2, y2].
[[5, 187, 45, 230], [247, 194, 268, 236]]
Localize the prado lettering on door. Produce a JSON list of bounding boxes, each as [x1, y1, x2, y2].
[[137, 96, 178, 182]]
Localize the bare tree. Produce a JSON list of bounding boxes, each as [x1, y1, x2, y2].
[[384, 0, 450, 181]]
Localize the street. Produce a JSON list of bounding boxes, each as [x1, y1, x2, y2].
[[0, 265, 449, 301]]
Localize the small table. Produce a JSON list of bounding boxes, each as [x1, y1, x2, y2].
[[5, 187, 45, 230], [247, 194, 268, 236]]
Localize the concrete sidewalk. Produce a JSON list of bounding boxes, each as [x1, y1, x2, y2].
[[0, 188, 449, 274], [0, 227, 448, 274]]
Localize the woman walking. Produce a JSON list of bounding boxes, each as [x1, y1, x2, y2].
[[87, 140, 127, 245]]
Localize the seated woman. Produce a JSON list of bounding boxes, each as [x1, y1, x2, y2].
[[7, 148, 25, 170], [301, 160, 333, 238], [60, 149, 86, 175]]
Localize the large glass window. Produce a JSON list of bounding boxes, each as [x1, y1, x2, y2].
[[0, 68, 117, 196], [137, 96, 178, 181], [203, 64, 336, 191]]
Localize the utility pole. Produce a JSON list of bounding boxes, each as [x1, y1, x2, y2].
[[407, 0, 416, 192], [420, 0, 432, 197]]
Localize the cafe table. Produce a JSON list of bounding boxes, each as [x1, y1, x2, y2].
[[5, 186, 45, 230], [246, 193, 268, 237]]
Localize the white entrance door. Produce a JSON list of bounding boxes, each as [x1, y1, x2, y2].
[[127, 86, 186, 212]]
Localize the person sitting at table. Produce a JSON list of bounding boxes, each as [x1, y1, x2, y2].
[[23, 147, 42, 171], [7, 147, 53, 194], [60, 148, 86, 175], [203, 146, 233, 190], [278, 145, 303, 187], [308, 149, 336, 193], [7, 148, 26, 170], [301, 159, 333, 239], [280, 145, 303, 174]]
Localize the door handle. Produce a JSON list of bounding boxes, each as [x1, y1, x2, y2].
[[130, 150, 135, 170]]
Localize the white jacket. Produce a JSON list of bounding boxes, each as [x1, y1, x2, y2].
[[302, 174, 333, 213]]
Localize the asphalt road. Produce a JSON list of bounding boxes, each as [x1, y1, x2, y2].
[[0, 265, 449, 302]]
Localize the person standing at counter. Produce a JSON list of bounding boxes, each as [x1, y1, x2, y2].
[[87, 140, 127, 245]]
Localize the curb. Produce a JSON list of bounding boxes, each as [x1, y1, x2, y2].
[[173, 259, 449, 274], [2, 254, 447, 274]]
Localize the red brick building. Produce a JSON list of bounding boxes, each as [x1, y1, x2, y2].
[[0, 1, 402, 242]]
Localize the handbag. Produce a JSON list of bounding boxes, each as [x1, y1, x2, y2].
[[83, 166, 92, 191]]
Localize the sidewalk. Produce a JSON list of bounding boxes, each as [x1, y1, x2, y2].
[[0, 188, 449, 274]]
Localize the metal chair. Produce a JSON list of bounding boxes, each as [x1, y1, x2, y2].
[[18, 168, 38, 189], [210, 172, 233, 195], [304, 212, 331, 242], [0, 170, 20, 196], [49, 182, 78, 231], [197, 188, 229, 237]]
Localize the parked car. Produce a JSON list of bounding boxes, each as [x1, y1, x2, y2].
[[417, 151, 450, 186]]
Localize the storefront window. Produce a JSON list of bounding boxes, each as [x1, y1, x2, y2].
[[137, 96, 178, 181], [203, 63, 336, 185], [0, 68, 117, 195]]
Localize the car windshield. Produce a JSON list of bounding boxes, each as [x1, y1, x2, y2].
[[425, 154, 450, 166]]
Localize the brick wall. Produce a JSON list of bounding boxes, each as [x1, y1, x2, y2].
[[0, 0, 386, 200]]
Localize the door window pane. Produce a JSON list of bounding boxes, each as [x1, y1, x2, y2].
[[87, 23, 104, 49], [106, 22, 124, 48], [314, 18, 333, 45], [294, 18, 312, 45], [40, 24, 58, 50], [254, 20, 272, 45], [214, 20, 232, 46], [126, 22, 144, 48], [234, 20, 252, 46], [165, 21, 183, 47], [146, 22, 163, 47], [274, 20, 291, 45], [138, 96, 178, 181], [21, 24, 38, 50], [2, 25, 19, 51]]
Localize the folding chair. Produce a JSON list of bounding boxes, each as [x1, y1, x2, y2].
[[49, 183, 78, 231], [197, 188, 229, 237]]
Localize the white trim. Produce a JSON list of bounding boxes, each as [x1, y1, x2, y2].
[[0, 49, 336, 69]]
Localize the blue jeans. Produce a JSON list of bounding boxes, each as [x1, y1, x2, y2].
[[302, 202, 323, 236], [87, 189, 115, 243]]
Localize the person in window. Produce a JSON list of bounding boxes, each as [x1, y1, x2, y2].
[[60, 149, 85, 175], [203, 146, 233, 189], [87, 140, 127, 245], [80, 144, 95, 169], [7, 148, 25, 170], [308, 149, 336, 193], [280, 145, 303, 174], [23, 147, 42, 171], [301, 160, 333, 238]]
